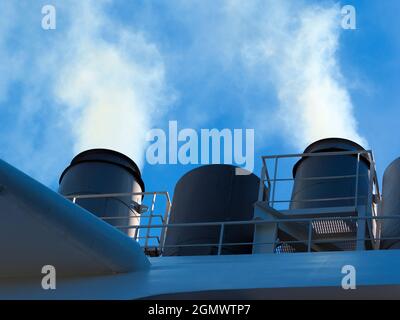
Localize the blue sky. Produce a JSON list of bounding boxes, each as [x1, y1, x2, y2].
[[0, 0, 399, 202]]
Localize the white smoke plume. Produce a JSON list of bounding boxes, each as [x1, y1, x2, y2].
[[54, 1, 171, 168], [0, 0, 366, 186], [0, 1, 171, 185], [235, 1, 368, 149]]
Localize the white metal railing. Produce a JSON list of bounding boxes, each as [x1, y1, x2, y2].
[[255, 149, 382, 252], [114, 215, 400, 254], [62, 150, 386, 256], [65, 191, 171, 255], [63, 191, 400, 255], [259, 149, 381, 210]]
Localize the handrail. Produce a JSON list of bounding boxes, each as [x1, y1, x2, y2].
[[262, 149, 372, 160], [61, 149, 382, 257], [258, 150, 379, 214], [110, 215, 400, 255], [64, 191, 171, 253], [62, 189, 398, 256]]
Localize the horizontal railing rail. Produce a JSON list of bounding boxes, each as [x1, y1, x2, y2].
[[61, 149, 383, 257], [106, 215, 400, 255], [64, 191, 171, 252], [62, 191, 392, 256], [259, 149, 380, 210]]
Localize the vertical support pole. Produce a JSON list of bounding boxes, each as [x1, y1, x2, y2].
[[354, 153, 365, 251], [159, 224, 165, 253], [271, 158, 279, 209], [159, 194, 170, 254], [259, 165, 266, 202], [218, 224, 225, 255], [307, 219, 313, 252], [354, 153, 360, 208], [253, 219, 278, 253], [145, 193, 157, 249], [133, 226, 139, 241], [356, 214, 366, 251], [366, 154, 375, 247]]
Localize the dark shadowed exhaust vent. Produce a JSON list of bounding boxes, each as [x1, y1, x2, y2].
[[59, 149, 145, 237], [290, 138, 370, 210], [380, 158, 400, 249], [163, 164, 262, 256], [283, 138, 371, 252]]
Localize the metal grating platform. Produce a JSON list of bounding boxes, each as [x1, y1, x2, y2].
[[312, 218, 356, 236]]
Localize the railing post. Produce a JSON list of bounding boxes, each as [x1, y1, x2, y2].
[[217, 224, 225, 255], [158, 200, 170, 254], [354, 153, 360, 208], [356, 215, 366, 251], [259, 166, 266, 202], [366, 154, 375, 245], [307, 219, 313, 252], [271, 158, 279, 208], [145, 193, 157, 249], [133, 226, 139, 241], [64, 191, 173, 256]]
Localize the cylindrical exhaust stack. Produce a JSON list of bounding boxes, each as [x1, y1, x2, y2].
[[380, 158, 400, 249], [290, 138, 371, 210], [59, 149, 145, 237], [163, 164, 261, 256]]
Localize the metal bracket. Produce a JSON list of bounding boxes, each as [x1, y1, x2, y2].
[[129, 201, 149, 214]]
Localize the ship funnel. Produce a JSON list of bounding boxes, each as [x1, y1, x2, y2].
[[290, 138, 371, 210], [380, 158, 400, 249], [163, 164, 262, 256], [59, 149, 145, 237]]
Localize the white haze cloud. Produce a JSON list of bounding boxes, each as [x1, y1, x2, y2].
[[0, 0, 171, 185], [54, 1, 170, 168], [163, 0, 366, 150], [0, 0, 366, 185], [234, 0, 367, 149]]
